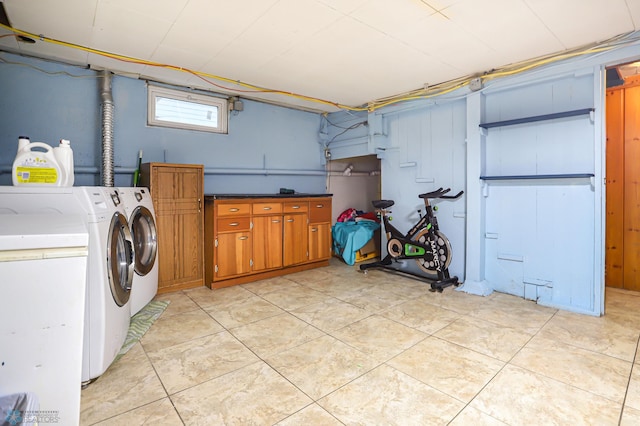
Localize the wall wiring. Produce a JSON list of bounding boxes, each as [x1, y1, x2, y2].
[[364, 31, 640, 111], [0, 52, 99, 79], [1, 22, 639, 114], [323, 114, 367, 130]]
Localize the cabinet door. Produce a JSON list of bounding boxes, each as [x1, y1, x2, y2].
[[153, 166, 202, 208], [216, 232, 252, 278], [155, 207, 178, 287], [308, 222, 332, 261], [176, 209, 205, 283], [252, 215, 283, 271], [283, 214, 308, 266]]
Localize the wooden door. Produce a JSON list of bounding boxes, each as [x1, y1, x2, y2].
[[216, 232, 252, 278], [283, 214, 308, 266], [252, 215, 283, 271], [606, 83, 640, 291], [308, 222, 331, 261], [176, 206, 204, 285], [155, 205, 179, 287]]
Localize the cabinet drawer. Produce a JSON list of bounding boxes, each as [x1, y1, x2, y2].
[[252, 202, 282, 215], [217, 203, 251, 217], [309, 199, 331, 223], [217, 217, 251, 232], [283, 201, 308, 213]]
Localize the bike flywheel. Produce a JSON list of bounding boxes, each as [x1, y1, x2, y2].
[[414, 229, 452, 273]]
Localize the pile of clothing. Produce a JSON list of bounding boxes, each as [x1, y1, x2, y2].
[[332, 208, 380, 265]]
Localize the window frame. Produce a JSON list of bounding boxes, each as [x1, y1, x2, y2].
[[147, 85, 228, 134]]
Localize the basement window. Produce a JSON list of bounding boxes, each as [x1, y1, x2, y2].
[[148, 86, 228, 134]]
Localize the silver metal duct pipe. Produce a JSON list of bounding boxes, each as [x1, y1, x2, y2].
[[100, 70, 114, 187]]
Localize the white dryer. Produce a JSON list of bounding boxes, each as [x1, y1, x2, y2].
[[0, 186, 135, 383], [117, 187, 158, 316]]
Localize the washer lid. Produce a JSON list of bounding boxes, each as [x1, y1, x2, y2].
[[0, 214, 88, 251]]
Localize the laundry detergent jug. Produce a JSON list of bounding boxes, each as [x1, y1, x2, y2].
[[53, 139, 75, 186], [13, 139, 64, 186]]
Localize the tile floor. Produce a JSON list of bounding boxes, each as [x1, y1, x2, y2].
[[80, 259, 640, 425]]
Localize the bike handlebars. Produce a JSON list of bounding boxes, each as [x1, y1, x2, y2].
[[372, 188, 463, 210], [418, 187, 464, 200]]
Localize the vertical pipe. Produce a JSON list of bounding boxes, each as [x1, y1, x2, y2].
[[100, 70, 114, 187]]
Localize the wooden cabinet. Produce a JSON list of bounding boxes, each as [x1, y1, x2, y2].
[[308, 198, 332, 262], [252, 201, 283, 271], [215, 232, 252, 278], [207, 202, 251, 280], [283, 201, 308, 266], [283, 213, 308, 266], [140, 163, 204, 293], [205, 195, 332, 288], [309, 223, 332, 262], [215, 213, 252, 278]]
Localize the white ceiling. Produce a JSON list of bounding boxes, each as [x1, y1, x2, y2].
[[1, 0, 639, 112]]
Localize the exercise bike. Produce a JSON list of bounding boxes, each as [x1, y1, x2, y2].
[[359, 187, 463, 292]]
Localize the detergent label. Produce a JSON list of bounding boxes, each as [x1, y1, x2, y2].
[[15, 166, 59, 184]]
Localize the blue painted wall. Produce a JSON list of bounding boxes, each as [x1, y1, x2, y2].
[[0, 52, 326, 194], [325, 40, 640, 315], [481, 74, 597, 312]]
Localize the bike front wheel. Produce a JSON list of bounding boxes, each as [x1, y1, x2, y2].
[[414, 228, 452, 273]]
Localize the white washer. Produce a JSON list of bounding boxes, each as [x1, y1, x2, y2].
[[0, 214, 88, 425], [0, 186, 135, 384], [73, 187, 134, 383], [117, 187, 158, 316]]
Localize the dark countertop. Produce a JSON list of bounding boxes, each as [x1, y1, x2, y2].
[[205, 193, 332, 199]]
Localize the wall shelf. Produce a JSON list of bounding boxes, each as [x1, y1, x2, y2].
[[480, 173, 594, 181], [479, 108, 594, 129]]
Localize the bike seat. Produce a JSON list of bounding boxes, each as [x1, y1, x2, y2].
[[372, 200, 394, 209]]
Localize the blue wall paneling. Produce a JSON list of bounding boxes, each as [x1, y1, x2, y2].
[[336, 39, 640, 315]]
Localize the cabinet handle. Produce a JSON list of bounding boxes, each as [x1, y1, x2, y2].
[[263, 206, 272, 210], [198, 198, 202, 211], [316, 204, 324, 208], [229, 208, 239, 212], [291, 205, 300, 209], [229, 222, 239, 226], [311, 227, 318, 232], [272, 220, 280, 223], [238, 236, 248, 240], [287, 219, 294, 222]]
